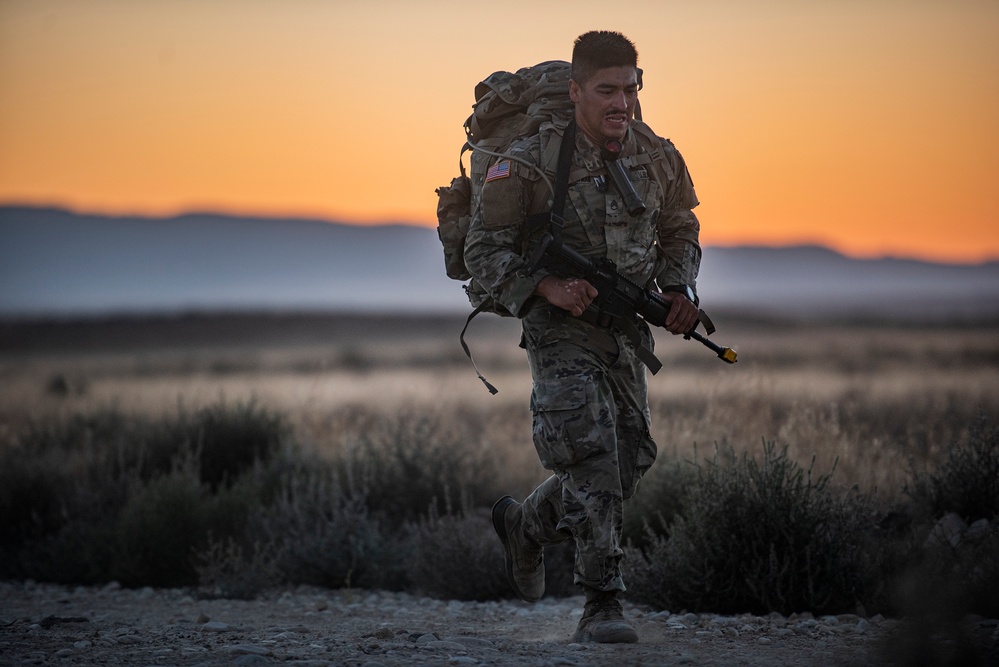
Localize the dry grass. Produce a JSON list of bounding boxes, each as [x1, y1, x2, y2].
[[2, 312, 997, 503]]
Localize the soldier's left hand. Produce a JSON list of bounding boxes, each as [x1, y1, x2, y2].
[[660, 293, 699, 335]]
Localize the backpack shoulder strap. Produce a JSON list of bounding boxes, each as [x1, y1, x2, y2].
[[632, 121, 674, 196]]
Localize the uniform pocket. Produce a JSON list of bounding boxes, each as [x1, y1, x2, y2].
[[531, 378, 614, 470]]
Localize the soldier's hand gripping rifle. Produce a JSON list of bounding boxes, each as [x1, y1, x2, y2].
[[525, 233, 737, 373]]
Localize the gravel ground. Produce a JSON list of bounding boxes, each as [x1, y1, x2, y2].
[[0, 581, 926, 666]]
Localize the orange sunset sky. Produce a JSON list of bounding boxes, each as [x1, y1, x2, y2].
[[1, 0, 997, 263]]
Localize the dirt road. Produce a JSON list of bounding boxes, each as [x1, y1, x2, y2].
[[0, 581, 897, 666]]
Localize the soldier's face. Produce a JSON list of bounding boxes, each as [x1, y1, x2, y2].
[[569, 66, 639, 146]]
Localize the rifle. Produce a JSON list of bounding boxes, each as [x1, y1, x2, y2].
[[525, 232, 737, 372]]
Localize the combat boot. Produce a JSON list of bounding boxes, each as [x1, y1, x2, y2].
[[491, 495, 545, 602], [572, 587, 639, 643]]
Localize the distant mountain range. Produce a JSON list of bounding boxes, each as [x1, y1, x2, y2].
[[2, 206, 997, 322]]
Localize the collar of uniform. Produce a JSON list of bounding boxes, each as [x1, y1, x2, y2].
[[574, 125, 639, 172]]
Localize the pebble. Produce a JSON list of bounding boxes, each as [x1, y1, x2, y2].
[[230, 644, 274, 656], [202, 621, 231, 632]]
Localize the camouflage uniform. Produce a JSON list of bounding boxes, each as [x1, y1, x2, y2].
[[464, 117, 700, 592]]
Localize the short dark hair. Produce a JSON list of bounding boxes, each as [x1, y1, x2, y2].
[[571, 31, 638, 86]]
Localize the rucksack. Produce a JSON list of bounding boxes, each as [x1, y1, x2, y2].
[[435, 60, 575, 316]]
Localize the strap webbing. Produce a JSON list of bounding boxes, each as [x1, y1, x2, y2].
[[548, 120, 576, 243], [459, 302, 498, 395]]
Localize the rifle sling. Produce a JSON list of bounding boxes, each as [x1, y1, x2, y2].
[[542, 121, 664, 374]]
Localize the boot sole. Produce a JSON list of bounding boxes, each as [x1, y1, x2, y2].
[[572, 624, 639, 644], [491, 495, 543, 603]]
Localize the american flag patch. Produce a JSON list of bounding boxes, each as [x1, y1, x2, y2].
[[485, 160, 511, 182]]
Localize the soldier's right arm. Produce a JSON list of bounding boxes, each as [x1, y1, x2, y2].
[[463, 160, 548, 318]]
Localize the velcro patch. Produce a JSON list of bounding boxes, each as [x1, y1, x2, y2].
[[485, 160, 511, 183]]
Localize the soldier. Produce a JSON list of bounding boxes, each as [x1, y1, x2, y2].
[[463, 31, 702, 643]]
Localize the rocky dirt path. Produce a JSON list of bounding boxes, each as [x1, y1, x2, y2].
[[1, 581, 896, 666]]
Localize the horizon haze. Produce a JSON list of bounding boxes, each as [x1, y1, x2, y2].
[[2, 206, 997, 323]]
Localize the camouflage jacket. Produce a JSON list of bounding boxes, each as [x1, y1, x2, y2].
[[463, 118, 701, 318]]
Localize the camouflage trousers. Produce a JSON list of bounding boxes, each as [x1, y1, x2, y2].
[[518, 306, 657, 592]]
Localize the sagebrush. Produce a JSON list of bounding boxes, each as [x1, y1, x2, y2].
[[1, 399, 996, 621]]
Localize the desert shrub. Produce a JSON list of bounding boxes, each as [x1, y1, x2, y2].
[[16, 509, 120, 585], [538, 542, 574, 599], [0, 411, 135, 570], [195, 535, 281, 600], [881, 528, 999, 665], [905, 413, 999, 523], [624, 442, 880, 616], [252, 466, 398, 591], [405, 502, 508, 601], [111, 457, 214, 587], [333, 409, 508, 526], [0, 449, 76, 552], [158, 401, 287, 490], [0, 402, 291, 585], [923, 527, 999, 619], [886, 416, 999, 625], [623, 454, 699, 551]]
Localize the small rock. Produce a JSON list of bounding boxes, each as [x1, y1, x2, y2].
[[202, 621, 231, 632], [233, 655, 271, 666], [423, 640, 467, 651], [197, 612, 211, 624], [230, 645, 274, 657], [116, 635, 142, 644], [445, 637, 496, 649]]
